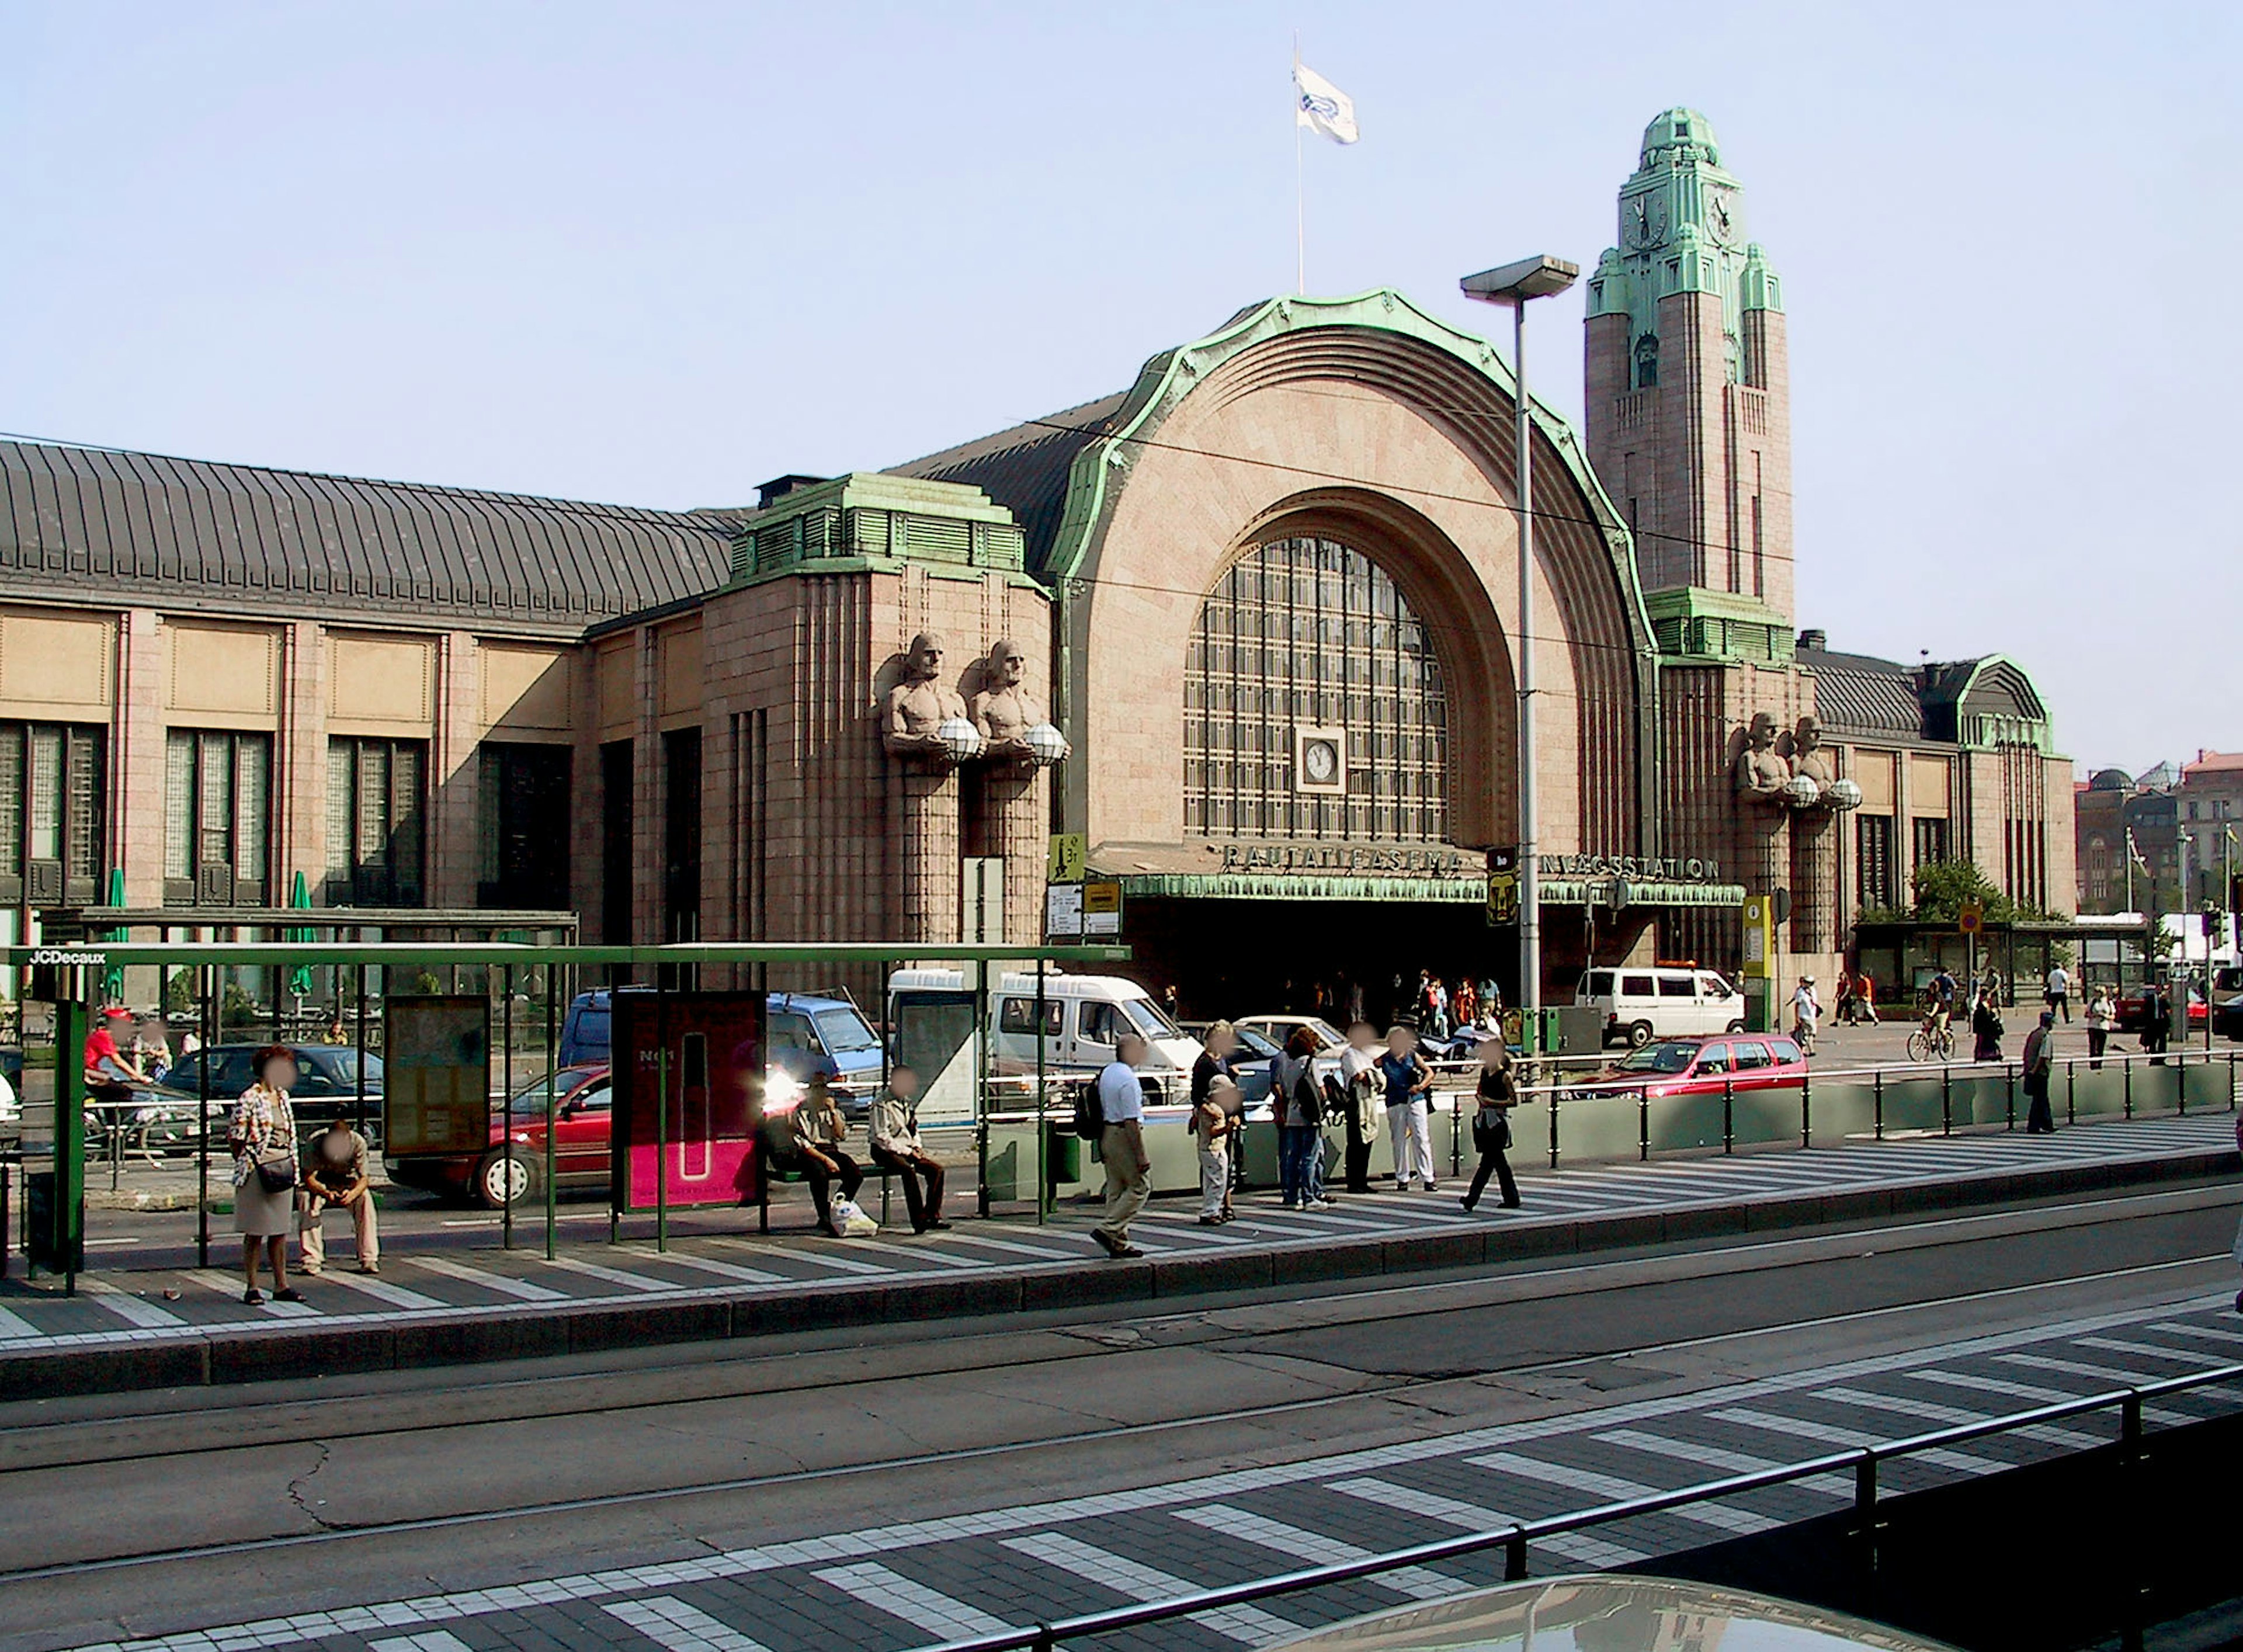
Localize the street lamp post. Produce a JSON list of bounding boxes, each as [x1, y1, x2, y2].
[[1461, 255, 1579, 1046]]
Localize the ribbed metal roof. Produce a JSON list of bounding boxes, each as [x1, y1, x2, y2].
[[887, 392, 1128, 574], [0, 439, 738, 633], [1796, 644, 1926, 738]]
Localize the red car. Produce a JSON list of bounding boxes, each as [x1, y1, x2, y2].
[[384, 1064, 615, 1207], [2114, 985, 2207, 1033], [1578, 1033, 1809, 1101]]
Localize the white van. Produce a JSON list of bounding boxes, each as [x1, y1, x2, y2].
[[886, 969, 1205, 1101], [1575, 966, 1744, 1047]]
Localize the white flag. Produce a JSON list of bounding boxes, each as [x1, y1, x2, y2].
[[1293, 61, 1359, 145]]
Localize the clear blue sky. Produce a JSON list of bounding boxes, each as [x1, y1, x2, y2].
[[4, 1, 2232, 773]]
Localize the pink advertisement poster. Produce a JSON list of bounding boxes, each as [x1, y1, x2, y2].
[[610, 990, 765, 1212]]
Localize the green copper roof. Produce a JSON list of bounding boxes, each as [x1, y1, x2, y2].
[[1587, 107, 1782, 374], [727, 471, 1032, 587]]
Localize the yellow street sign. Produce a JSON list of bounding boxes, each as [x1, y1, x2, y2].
[[1047, 833, 1086, 884], [1959, 902, 1984, 937]]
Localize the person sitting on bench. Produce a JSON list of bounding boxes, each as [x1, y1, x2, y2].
[[790, 1071, 864, 1237], [869, 1064, 949, 1234]]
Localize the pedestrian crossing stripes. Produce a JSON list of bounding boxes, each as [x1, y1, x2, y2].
[[604, 1595, 773, 1652], [811, 1563, 1013, 1641], [1000, 1530, 1303, 1643], [53, 1293, 2243, 1652], [407, 1254, 568, 1301]]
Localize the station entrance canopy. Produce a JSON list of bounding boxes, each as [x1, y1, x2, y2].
[[1087, 842, 1745, 908]]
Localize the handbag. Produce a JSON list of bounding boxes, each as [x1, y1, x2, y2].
[[1471, 1108, 1512, 1154], [254, 1150, 298, 1194]]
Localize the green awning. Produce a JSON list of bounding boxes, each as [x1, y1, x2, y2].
[[1110, 872, 1745, 907]]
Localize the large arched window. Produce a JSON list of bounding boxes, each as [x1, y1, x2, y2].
[[1183, 535, 1448, 842]]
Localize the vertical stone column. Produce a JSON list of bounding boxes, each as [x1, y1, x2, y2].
[[891, 765, 962, 945], [982, 764, 1044, 946], [426, 631, 482, 910], [276, 620, 328, 903], [1737, 804, 1787, 903], [1790, 808, 1834, 955], [112, 608, 168, 908]]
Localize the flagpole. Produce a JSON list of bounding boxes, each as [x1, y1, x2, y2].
[[1293, 34, 1305, 294]]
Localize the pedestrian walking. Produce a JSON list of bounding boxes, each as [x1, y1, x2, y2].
[[1460, 1039, 1522, 1213], [1971, 989, 2005, 1063], [1855, 970, 1879, 1026], [1272, 1028, 1328, 1210], [2085, 985, 2114, 1070], [2022, 1010, 2057, 1133], [2144, 984, 2172, 1064], [1790, 976, 1820, 1055], [229, 1046, 304, 1306], [1091, 1033, 1151, 1258], [298, 1115, 379, 1276], [869, 1064, 949, 1233], [1376, 1026, 1436, 1192], [2044, 962, 2071, 1023], [1338, 1020, 1381, 1193], [1192, 1078, 1235, 1225], [791, 1072, 866, 1237]]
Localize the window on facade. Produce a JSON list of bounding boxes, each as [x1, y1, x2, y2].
[[1857, 813, 1896, 911], [324, 738, 425, 907], [600, 740, 633, 945], [0, 722, 105, 906], [662, 727, 702, 942], [1912, 816, 1951, 871], [165, 730, 269, 905], [1184, 536, 1448, 843], [477, 743, 570, 909], [1633, 334, 1659, 389]]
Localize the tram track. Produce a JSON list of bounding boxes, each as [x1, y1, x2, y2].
[[0, 1186, 2235, 1587]]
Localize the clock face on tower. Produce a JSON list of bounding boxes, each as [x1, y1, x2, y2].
[[1706, 190, 1739, 245], [1624, 193, 1668, 251]]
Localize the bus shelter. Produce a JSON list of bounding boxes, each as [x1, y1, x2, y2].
[[5, 939, 1126, 1292]]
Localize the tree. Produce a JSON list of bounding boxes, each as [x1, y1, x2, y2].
[[1910, 858, 2049, 925]]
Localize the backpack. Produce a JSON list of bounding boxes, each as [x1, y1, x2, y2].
[[1292, 1066, 1324, 1126], [1072, 1080, 1105, 1141]]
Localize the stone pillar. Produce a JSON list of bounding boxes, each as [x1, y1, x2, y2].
[[1790, 808, 1834, 955], [891, 765, 962, 945], [112, 609, 168, 908], [982, 764, 1044, 946], [1738, 803, 1787, 904], [276, 620, 327, 904]]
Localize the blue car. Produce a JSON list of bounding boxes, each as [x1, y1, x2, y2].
[[558, 989, 888, 1115]]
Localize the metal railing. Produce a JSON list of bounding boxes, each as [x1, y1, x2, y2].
[[907, 1359, 2243, 1652]]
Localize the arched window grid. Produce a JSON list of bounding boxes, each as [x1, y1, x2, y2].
[[1183, 535, 1449, 843]]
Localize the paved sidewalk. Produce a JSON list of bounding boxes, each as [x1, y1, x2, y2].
[[2, 1111, 2235, 1398]]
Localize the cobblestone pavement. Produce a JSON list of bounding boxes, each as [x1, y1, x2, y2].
[[53, 1286, 2243, 1652], [3, 1112, 2234, 1352]]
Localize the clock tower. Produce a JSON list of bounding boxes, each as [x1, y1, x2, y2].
[[1585, 109, 1793, 653]]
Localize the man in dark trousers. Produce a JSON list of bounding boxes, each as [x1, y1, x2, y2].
[[2021, 1011, 2057, 1133]]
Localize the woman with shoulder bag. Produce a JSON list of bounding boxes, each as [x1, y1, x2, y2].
[[1272, 1028, 1328, 1211], [229, 1044, 304, 1304], [1460, 1037, 1522, 1212]]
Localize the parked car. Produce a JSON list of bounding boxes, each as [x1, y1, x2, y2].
[[1225, 1016, 1349, 1107], [385, 1063, 613, 1207], [1575, 966, 1745, 1047], [1232, 1014, 1347, 1055], [2114, 983, 2207, 1033], [559, 988, 886, 1115], [133, 1043, 387, 1147], [1571, 1033, 1807, 1101]]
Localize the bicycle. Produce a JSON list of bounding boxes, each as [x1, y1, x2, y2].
[[1906, 1018, 1955, 1063]]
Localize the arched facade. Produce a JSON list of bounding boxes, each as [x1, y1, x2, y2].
[[1045, 291, 1656, 866]]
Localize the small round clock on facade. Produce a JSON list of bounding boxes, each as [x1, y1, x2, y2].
[[1293, 726, 1347, 793]]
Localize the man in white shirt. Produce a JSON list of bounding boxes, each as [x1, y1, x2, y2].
[[1092, 1032, 1151, 1258], [1790, 976, 1820, 1055], [1338, 1021, 1380, 1193], [2044, 963, 2071, 1023]]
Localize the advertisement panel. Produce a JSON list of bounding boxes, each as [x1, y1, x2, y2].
[[610, 990, 765, 1212], [384, 996, 491, 1156], [891, 988, 980, 1129]]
